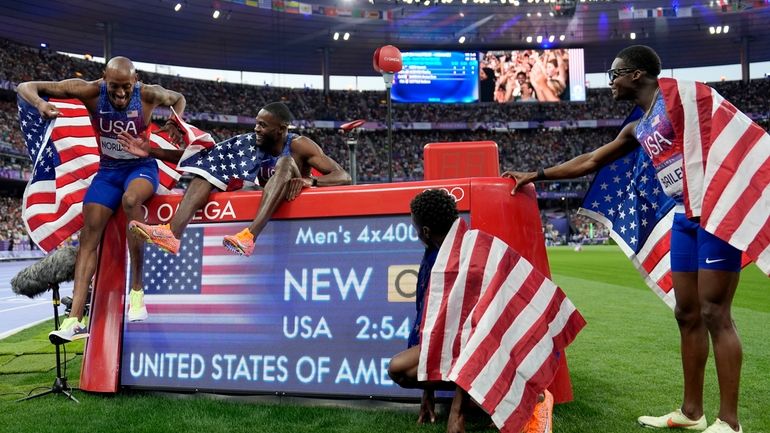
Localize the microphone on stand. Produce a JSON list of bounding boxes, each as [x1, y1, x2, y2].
[[373, 45, 403, 183], [12, 246, 80, 403], [11, 246, 77, 298]]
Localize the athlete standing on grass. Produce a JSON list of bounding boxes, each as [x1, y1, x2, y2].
[[504, 45, 749, 433]]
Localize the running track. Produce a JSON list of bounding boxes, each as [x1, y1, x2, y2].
[[0, 260, 74, 339]]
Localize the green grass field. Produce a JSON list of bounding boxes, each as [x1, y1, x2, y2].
[[1, 245, 767, 433]]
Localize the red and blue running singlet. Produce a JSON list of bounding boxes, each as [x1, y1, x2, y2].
[[634, 89, 684, 203], [91, 82, 150, 168]]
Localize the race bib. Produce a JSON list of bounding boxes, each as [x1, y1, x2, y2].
[[655, 156, 684, 199], [100, 136, 138, 160]]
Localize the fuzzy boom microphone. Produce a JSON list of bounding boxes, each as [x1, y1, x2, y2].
[[11, 246, 77, 298]]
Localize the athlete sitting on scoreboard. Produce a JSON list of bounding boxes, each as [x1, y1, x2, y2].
[[120, 102, 351, 256]]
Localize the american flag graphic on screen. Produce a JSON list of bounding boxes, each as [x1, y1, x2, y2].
[[133, 224, 276, 334]]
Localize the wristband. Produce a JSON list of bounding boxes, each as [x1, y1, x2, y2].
[[536, 167, 547, 181]]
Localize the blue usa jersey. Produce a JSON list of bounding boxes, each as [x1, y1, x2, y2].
[[91, 81, 150, 168]]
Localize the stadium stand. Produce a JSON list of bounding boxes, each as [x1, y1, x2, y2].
[[0, 37, 767, 249]]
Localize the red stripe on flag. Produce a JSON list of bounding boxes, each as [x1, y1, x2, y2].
[[424, 230, 464, 380], [55, 162, 100, 188], [703, 123, 768, 239], [26, 189, 87, 231], [158, 170, 178, 190], [36, 213, 85, 251], [452, 235, 493, 360], [57, 145, 99, 164], [707, 98, 738, 142], [24, 191, 57, 207], [50, 124, 97, 140], [744, 217, 770, 264], [640, 232, 670, 274], [656, 270, 673, 294], [551, 309, 587, 352], [54, 106, 90, 117]]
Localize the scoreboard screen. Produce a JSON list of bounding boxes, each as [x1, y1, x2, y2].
[[122, 212, 463, 397], [391, 51, 479, 104]]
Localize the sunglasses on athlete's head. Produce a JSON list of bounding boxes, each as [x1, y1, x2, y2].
[[607, 67, 638, 82]]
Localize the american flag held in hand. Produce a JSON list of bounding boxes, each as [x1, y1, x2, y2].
[[19, 97, 184, 252], [418, 218, 586, 433]]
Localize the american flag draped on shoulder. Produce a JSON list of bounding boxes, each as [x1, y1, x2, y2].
[[577, 107, 681, 308], [659, 78, 769, 275], [417, 218, 586, 433], [19, 96, 184, 252]]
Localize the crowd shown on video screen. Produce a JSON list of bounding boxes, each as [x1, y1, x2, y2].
[[479, 49, 571, 103]]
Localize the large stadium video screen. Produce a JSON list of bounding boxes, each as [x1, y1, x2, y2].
[[391, 48, 586, 104], [478, 48, 586, 103], [392, 51, 479, 103]]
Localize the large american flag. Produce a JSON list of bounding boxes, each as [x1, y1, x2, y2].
[[19, 97, 183, 252], [578, 142, 679, 308], [659, 78, 769, 275], [417, 218, 586, 433], [578, 103, 676, 308]]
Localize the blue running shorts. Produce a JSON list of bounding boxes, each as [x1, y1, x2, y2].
[[670, 212, 741, 272], [83, 159, 159, 211]]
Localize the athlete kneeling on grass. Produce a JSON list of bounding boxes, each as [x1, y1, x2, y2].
[[388, 189, 554, 433]]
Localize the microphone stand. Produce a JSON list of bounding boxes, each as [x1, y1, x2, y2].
[[17, 283, 79, 403], [346, 134, 358, 185], [383, 72, 395, 183]]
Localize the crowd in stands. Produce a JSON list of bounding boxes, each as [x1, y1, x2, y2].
[[0, 37, 768, 250], [3, 38, 769, 126], [0, 197, 33, 251]]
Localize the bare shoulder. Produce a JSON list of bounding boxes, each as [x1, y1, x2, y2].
[[290, 134, 323, 155], [53, 78, 101, 100], [139, 83, 164, 101]]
